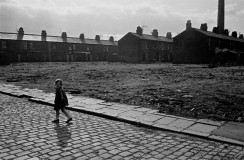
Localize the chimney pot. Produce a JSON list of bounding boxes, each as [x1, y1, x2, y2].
[[166, 32, 172, 39], [109, 36, 114, 42], [41, 30, 47, 37], [239, 34, 244, 39], [223, 29, 229, 36], [17, 27, 24, 40], [95, 35, 100, 41], [152, 29, 158, 37], [80, 33, 85, 39], [62, 32, 67, 39], [200, 23, 208, 31], [18, 27, 24, 35], [136, 26, 143, 35], [231, 31, 237, 38], [213, 27, 219, 34], [186, 20, 192, 30]]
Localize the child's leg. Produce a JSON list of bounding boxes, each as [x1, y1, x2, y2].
[[56, 110, 60, 120], [61, 108, 71, 119]]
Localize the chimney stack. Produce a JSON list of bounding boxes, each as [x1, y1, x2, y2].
[[166, 32, 172, 39], [200, 23, 208, 31], [17, 27, 24, 40], [18, 27, 24, 36], [41, 30, 47, 41], [61, 32, 67, 39], [212, 27, 218, 34], [80, 33, 85, 40], [223, 29, 229, 36], [152, 29, 158, 37], [239, 34, 244, 39], [231, 31, 237, 38], [95, 35, 100, 41], [217, 0, 225, 34], [186, 20, 192, 30], [136, 26, 143, 35], [41, 30, 47, 37], [109, 36, 114, 42]]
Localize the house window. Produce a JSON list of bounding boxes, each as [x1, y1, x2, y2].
[[24, 42, 28, 49], [104, 46, 108, 52], [30, 42, 33, 49], [2, 41, 7, 48], [53, 45, 56, 50], [69, 46, 72, 50], [73, 44, 76, 50], [87, 46, 90, 51]]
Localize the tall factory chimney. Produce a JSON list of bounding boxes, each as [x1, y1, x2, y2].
[[217, 0, 225, 34]]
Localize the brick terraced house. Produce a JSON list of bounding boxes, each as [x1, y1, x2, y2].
[[173, 1, 244, 65], [0, 27, 118, 65], [173, 21, 244, 64], [118, 26, 173, 63]]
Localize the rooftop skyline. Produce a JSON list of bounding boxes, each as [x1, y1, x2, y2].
[[1, 0, 244, 40]]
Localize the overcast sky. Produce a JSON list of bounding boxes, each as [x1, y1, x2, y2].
[[0, 0, 244, 40]]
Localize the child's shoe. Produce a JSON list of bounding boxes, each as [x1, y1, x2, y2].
[[52, 119, 59, 123], [66, 118, 72, 123]]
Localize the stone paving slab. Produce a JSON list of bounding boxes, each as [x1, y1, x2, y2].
[[154, 116, 178, 125], [211, 122, 244, 142], [105, 105, 134, 111], [153, 123, 185, 132], [1, 83, 244, 147], [118, 110, 144, 119], [167, 119, 196, 130], [182, 129, 210, 137], [84, 104, 107, 110], [72, 104, 87, 110], [132, 107, 156, 112], [182, 123, 219, 138], [79, 98, 105, 105], [134, 114, 162, 123]]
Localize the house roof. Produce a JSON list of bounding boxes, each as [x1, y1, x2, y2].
[[178, 28, 244, 43], [0, 32, 118, 46], [129, 32, 173, 43]]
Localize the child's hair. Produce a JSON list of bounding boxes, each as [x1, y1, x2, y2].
[[55, 79, 63, 86]]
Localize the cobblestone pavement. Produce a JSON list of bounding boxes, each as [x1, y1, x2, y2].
[[1, 94, 244, 160]]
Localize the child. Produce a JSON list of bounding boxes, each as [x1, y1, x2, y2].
[[52, 79, 72, 123]]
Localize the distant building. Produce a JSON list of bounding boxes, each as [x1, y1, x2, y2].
[[173, 0, 244, 65], [0, 27, 118, 65], [173, 21, 244, 64], [118, 26, 173, 63]]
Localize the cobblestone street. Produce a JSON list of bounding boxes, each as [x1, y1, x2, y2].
[[0, 94, 244, 160]]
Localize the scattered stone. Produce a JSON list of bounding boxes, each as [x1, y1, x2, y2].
[[182, 95, 193, 98]]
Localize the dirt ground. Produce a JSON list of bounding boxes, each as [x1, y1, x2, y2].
[[0, 62, 244, 122]]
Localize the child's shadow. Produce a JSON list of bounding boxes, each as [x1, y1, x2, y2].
[[54, 124, 72, 147]]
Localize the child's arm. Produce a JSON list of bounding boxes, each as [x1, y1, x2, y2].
[[62, 89, 69, 106]]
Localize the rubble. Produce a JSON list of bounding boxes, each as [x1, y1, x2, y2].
[[0, 62, 243, 122]]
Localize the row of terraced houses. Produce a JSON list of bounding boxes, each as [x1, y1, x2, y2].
[[1, 0, 244, 65], [0, 27, 118, 64], [1, 21, 244, 65], [0, 25, 174, 65]]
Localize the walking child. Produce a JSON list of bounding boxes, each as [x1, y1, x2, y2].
[[52, 79, 72, 123]]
